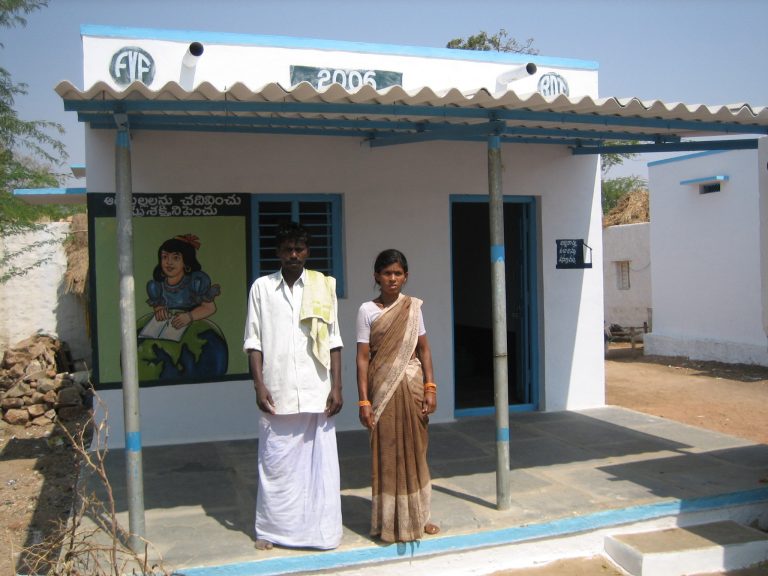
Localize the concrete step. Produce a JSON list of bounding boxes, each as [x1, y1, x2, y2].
[[604, 521, 768, 576]]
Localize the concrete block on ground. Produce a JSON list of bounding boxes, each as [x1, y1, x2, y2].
[[604, 520, 768, 576]]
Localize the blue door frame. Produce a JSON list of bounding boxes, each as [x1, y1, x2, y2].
[[450, 195, 539, 417]]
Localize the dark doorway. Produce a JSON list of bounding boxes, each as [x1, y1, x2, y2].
[[451, 198, 536, 412]]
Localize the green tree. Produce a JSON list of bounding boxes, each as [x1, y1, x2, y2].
[[1, 0, 74, 284], [600, 140, 639, 182], [446, 29, 538, 55]]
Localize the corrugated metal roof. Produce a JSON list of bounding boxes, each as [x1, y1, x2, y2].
[[56, 80, 768, 153]]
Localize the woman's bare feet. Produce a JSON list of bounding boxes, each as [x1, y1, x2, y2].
[[424, 523, 440, 535], [255, 539, 273, 550]]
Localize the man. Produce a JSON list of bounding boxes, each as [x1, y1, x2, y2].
[[243, 221, 344, 550]]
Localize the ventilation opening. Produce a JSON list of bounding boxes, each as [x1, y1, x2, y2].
[[700, 183, 721, 194]]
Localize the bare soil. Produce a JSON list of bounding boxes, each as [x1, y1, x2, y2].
[[605, 343, 768, 445], [1, 344, 767, 575], [0, 419, 80, 574]]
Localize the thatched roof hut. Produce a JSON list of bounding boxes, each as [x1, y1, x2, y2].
[[603, 188, 649, 227], [64, 213, 88, 297]]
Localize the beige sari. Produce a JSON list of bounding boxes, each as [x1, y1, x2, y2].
[[368, 294, 431, 542]]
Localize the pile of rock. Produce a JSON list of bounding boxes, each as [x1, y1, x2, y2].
[[0, 334, 91, 426]]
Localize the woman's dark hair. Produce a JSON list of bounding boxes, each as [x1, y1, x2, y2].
[[153, 237, 202, 281], [374, 249, 409, 274], [276, 221, 310, 248]]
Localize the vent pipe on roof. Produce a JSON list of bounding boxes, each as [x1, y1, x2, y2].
[[495, 62, 537, 93], [182, 42, 204, 68]]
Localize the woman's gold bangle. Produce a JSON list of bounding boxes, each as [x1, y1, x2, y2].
[[358, 400, 371, 407], [424, 382, 437, 390]]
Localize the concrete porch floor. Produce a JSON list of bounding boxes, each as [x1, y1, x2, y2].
[[89, 407, 768, 575]]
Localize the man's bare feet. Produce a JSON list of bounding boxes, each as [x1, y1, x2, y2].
[[255, 539, 273, 550], [424, 523, 440, 535]]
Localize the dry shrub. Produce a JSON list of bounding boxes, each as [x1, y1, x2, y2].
[[63, 214, 88, 297], [603, 189, 649, 227], [20, 395, 169, 576]]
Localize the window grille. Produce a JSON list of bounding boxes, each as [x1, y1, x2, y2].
[[252, 194, 344, 296], [616, 261, 630, 290]]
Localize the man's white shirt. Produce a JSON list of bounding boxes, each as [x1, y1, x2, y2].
[[244, 270, 343, 414]]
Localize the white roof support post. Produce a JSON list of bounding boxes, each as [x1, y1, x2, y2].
[[114, 114, 146, 550], [488, 134, 512, 510]]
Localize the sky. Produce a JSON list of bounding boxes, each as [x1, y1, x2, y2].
[[3, 0, 768, 184]]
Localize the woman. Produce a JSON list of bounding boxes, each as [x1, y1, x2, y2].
[[146, 234, 221, 329], [356, 249, 439, 542]]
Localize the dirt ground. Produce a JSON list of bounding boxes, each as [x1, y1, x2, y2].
[[1, 344, 767, 575], [605, 343, 768, 445]]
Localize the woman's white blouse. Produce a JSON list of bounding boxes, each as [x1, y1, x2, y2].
[[356, 299, 426, 343]]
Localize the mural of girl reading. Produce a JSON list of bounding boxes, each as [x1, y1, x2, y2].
[[137, 234, 228, 382]]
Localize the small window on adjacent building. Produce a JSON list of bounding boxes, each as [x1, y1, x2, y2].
[[616, 261, 630, 290], [700, 183, 721, 194], [252, 194, 345, 296]]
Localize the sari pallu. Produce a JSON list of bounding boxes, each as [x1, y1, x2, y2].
[[368, 294, 431, 542]]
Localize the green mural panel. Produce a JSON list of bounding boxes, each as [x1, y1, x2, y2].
[[91, 197, 249, 387]]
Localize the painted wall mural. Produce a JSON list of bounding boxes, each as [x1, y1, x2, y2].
[[88, 193, 250, 388]]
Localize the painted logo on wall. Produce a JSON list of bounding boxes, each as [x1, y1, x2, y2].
[[537, 72, 569, 98], [110, 46, 155, 86]]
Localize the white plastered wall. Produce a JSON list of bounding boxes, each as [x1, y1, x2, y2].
[[85, 127, 604, 447], [82, 31, 598, 97], [602, 223, 651, 328], [645, 142, 768, 366], [0, 222, 91, 361]]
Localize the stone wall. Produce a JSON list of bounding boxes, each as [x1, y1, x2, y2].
[[0, 334, 90, 426]]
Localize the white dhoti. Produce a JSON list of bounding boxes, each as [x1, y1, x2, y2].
[[256, 412, 342, 549]]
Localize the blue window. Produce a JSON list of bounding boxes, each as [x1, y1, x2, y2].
[[251, 194, 344, 296]]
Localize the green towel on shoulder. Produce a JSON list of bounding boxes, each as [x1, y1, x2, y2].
[[300, 269, 335, 370]]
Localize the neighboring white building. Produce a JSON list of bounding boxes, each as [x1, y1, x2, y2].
[[52, 25, 768, 446], [644, 140, 768, 366], [602, 222, 651, 330]]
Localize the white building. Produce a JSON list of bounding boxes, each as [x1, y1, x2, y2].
[[53, 25, 768, 446], [602, 222, 652, 330], [644, 141, 768, 366]]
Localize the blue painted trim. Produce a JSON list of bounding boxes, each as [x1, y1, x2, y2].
[[13, 187, 87, 196], [449, 194, 539, 417], [496, 427, 510, 442], [648, 149, 730, 167], [66, 99, 768, 138], [491, 244, 505, 263], [76, 112, 681, 144], [680, 175, 729, 185], [177, 487, 768, 576], [573, 139, 760, 155], [125, 431, 142, 452], [116, 130, 130, 148], [80, 24, 598, 70], [489, 134, 501, 149], [455, 404, 537, 418]]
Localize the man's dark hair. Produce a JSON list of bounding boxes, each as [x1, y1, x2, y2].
[[275, 221, 310, 247]]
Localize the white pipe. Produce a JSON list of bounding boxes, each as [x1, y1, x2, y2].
[[182, 42, 204, 68], [495, 62, 537, 93]]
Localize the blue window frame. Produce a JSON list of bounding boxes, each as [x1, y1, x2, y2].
[[251, 194, 345, 296]]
